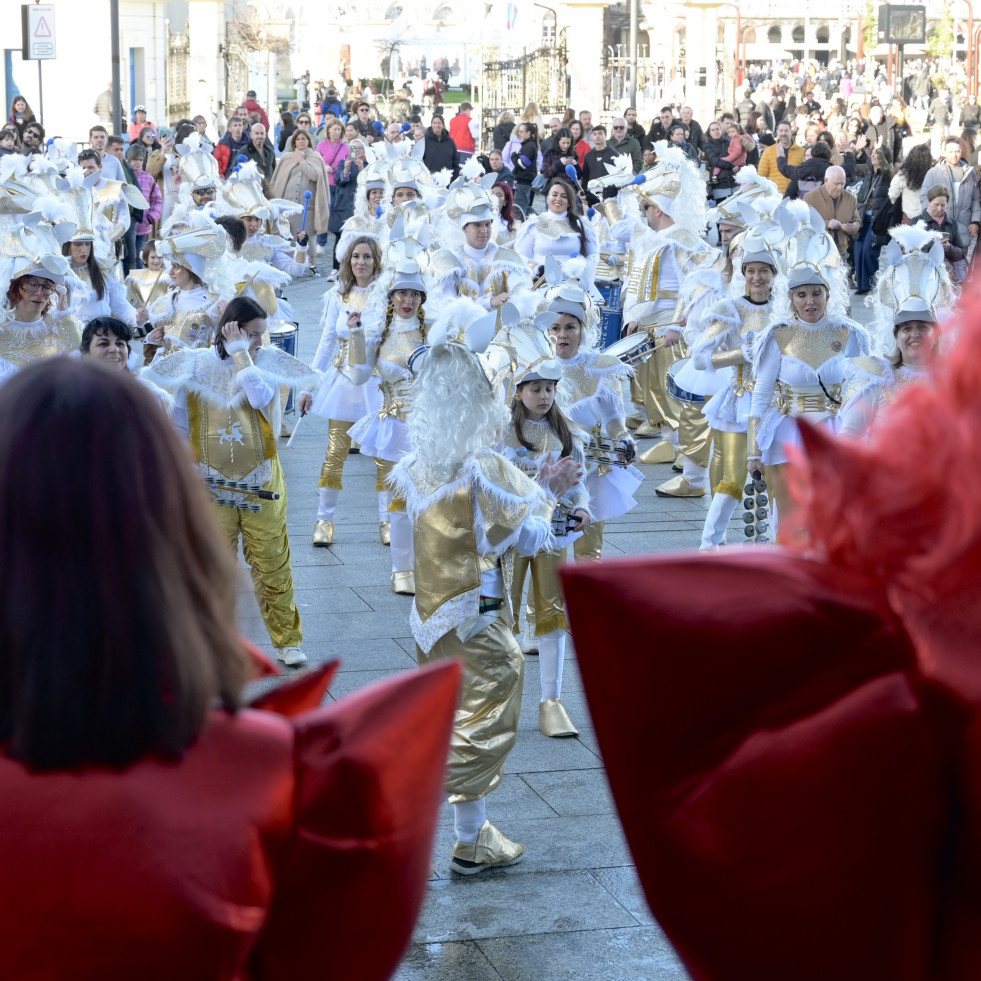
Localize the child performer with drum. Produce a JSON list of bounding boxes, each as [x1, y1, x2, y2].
[[542, 284, 641, 561], [497, 327, 592, 738]]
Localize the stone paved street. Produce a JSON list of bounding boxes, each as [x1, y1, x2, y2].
[[238, 272, 875, 980]]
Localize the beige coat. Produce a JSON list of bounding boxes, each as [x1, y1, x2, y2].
[[803, 184, 860, 254], [269, 148, 330, 236]]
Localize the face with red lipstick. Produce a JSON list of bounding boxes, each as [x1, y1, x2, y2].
[[390, 288, 423, 319]]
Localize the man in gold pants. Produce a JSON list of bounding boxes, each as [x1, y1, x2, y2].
[[620, 145, 722, 497]]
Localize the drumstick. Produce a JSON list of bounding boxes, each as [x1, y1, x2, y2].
[[300, 189, 312, 234], [285, 408, 307, 449]]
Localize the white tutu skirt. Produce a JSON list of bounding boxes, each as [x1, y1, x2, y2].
[[703, 385, 751, 434], [348, 412, 410, 462], [586, 464, 643, 523], [309, 369, 382, 423], [759, 412, 836, 466], [672, 358, 726, 399]]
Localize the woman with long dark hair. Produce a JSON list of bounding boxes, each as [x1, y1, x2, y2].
[[144, 295, 320, 665], [889, 142, 933, 222], [490, 181, 521, 243], [514, 176, 596, 273], [8, 95, 34, 137], [0, 355, 459, 979], [62, 237, 138, 329]]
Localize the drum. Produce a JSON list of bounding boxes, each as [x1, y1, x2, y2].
[[598, 305, 623, 348], [605, 332, 656, 366], [597, 281, 622, 309], [270, 323, 298, 412], [671, 356, 726, 400], [667, 357, 710, 406]]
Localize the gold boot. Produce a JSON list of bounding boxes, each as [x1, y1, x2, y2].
[[312, 519, 334, 546], [449, 821, 525, 875], [639, 440, 676, 465], [654, 475, 706, 498], [379, 520, 391, 545], [633, 421, 658, 438], [392, 571, 415, 595], [539, 698, 580, 737]]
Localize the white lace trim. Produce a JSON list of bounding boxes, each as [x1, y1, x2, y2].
[[411, 585, 482, 654]]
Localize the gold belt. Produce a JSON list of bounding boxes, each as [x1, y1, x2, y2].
[[733, 364, 755, 397], [774, 382, 841, 415], [332, 337, 349, 370], [379, 381, 413, 420]]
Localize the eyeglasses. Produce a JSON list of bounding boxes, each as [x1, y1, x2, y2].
[[297, 119, 311, 125], [612, 125, 626, 130], [21, 279, 56, 295]]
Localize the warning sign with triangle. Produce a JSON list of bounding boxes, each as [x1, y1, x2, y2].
[[34, 17, 51, 37]]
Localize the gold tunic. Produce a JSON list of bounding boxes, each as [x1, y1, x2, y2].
[[125, 269, 170, 311], [0, 317, 82, 368]]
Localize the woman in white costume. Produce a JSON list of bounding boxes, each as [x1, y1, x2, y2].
[[514, 176, 596, 274]]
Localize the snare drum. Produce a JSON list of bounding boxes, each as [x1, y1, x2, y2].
[[670, 356, 726, 400], [597, 281, 622, 308], [667, 357, 711, 406], [598, 305, 623, 348], [605, 332, 656, 366], [270, 323, 299, 412]]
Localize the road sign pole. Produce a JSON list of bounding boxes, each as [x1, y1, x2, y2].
[[37, 58, 42, 126]]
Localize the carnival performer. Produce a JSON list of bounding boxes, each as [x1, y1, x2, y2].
[[543, 271, 641, 562], [620, 145, 722, 493], [125, 240, 170, 332], [431, 184, 531, 309], [345, 255, 431, 594], [692, 227, 786, 551], [497, 323, 592, 738], [63, 230, 138, 330], [299, 234, 388, 545], [514, 176, 596, 274], [143, 295, 320, 666], [0, 209, 83, 382], [748, 202, 871, 536], [165, 139, 228, 227], [838, 228, 953, 439], [222, 162, 310, 277], [0, 356, 461, 981], [490, 181, 521, 247], [391, 314, 580, 875], [335, 152, 389, 259], [143, 217, 226, 363]]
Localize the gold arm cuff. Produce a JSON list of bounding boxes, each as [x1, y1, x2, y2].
[[747, 417, 761, 460], [712, 348, 745, 369], [348, 327, 367, 367], [231, 350, 254, 371]]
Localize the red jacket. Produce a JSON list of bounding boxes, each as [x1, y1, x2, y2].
[[449, 111, 475, 153], [241, 99, 269, 131], [0, 661, 459, 981]]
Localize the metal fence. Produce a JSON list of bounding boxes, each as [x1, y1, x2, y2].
[[480, 41, 568, 148], [167, 29, 190, 122]]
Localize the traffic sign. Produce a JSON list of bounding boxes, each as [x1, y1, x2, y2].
[[21, 4, 56, 61]]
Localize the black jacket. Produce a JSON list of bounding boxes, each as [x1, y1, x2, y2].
[[422, 127, 459, 179], [645, 120, 678, 147], [703, 136, 738, 190], [509, 138, 539, 185], [777, 155, 832, 199], [859, 170, 894, 245], [541, 147, 581, 181], [492, 122, 513, 151], [243, 140, 277, 190], [582, 146, 620, 202]]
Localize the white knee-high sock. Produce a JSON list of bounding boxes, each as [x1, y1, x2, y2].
[[318, 487, 340, 520], [453, 798, 487, 843], [660, 425, 678, 446], [700, 492, 739, 549], [389, 510, 413, 573], [377, 490, 393, 520], [538, 630, 566, 701], [682, 458, 708, 489]]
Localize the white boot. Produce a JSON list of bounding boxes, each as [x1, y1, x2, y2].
[[700, 492, 739, 550], [538, 631, 578, 737], [317, 487, 339, 520], [390, 510, 415, 594], [682, 458, 708, 491]]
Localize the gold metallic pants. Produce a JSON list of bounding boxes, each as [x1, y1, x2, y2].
[[678, 400, 712, 468], [511, 550, 568, 637], [418, 612, 523, 802], [318, 418, 387, 491], [644, 342, 682, 432], [630, 358, 646, 410], [213, 458, 302, 649], [709, 429, 749, 499], [573, 521, 605, 562]]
